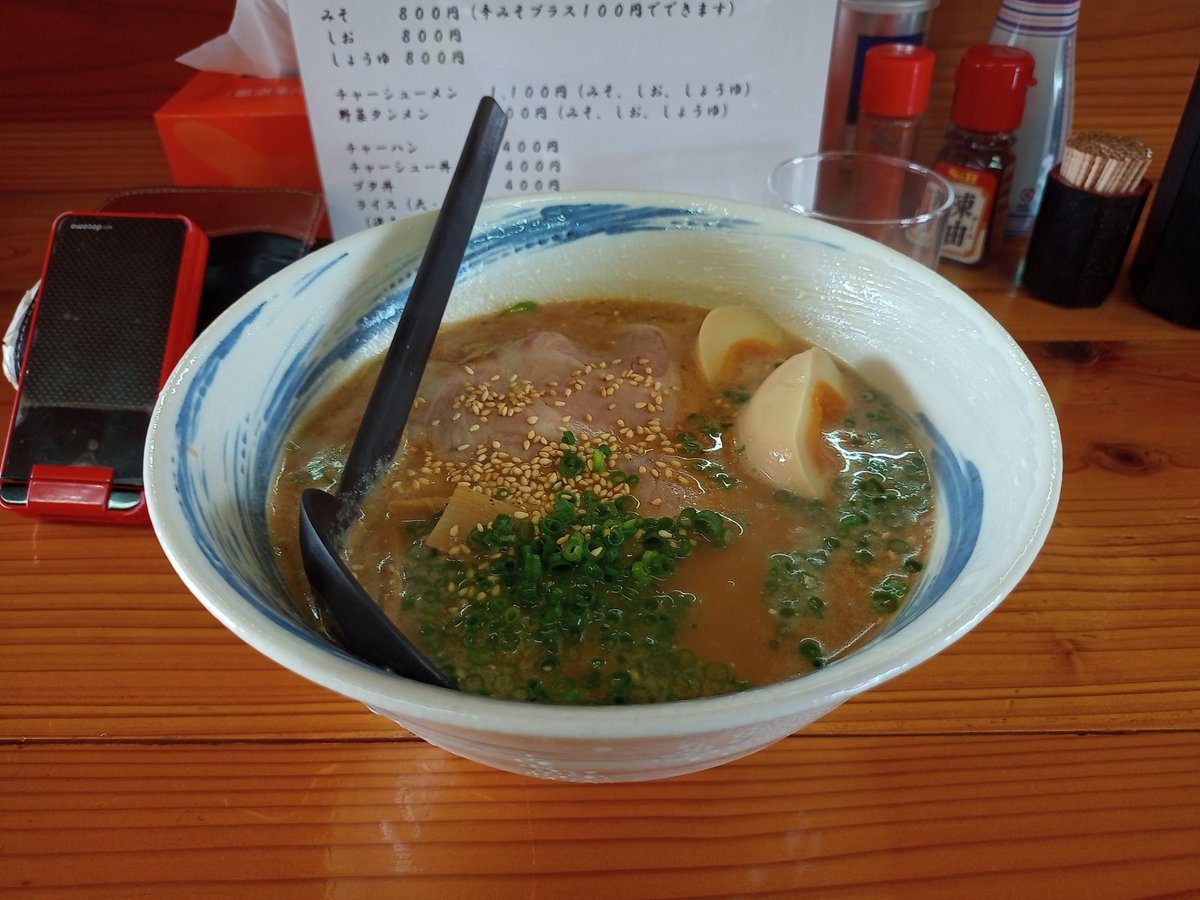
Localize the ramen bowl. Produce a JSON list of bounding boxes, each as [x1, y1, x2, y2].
[[146, 191, 1060, 782]]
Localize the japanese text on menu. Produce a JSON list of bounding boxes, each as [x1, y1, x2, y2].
[[290, 2, 836, 237]]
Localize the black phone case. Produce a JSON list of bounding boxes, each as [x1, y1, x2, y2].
[[102, 186, 327, 333]]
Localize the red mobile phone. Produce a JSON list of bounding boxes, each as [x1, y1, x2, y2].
[[0, 212, 208, 523]]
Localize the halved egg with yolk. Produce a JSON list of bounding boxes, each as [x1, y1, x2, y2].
[[735, 346, 847, 499]]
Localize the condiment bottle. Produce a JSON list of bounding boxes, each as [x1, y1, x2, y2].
[[989, 0, 1079, 239], [855, 43, 936, 160], [933, 45, 1036, 267], [818, 0, 940, 152]]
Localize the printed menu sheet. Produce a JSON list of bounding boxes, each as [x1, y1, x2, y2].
[[289, 2, 836, 238]]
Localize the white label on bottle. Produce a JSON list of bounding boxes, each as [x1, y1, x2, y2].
[[935, 163, 997, 265]]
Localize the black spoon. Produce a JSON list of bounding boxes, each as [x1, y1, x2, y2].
[[298, 96, 508, 687]]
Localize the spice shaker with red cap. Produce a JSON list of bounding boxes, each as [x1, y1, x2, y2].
[[855, 42, 936, 161], [934, 45, 1037, 266]]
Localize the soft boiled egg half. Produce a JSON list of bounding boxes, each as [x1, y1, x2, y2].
[[695, 305, 847, 499]]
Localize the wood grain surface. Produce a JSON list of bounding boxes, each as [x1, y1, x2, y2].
[[5, 735, 1199, 899], [2, 1, 1199, 896]]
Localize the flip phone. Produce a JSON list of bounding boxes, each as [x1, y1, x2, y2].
[[0, 212, 208, 523]]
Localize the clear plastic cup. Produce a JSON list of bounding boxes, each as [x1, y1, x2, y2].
[[766, 151, 954, 269]]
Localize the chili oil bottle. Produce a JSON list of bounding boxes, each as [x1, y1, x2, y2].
[[934, 45, 1036, 266]]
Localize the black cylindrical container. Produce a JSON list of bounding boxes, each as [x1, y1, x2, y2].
[[1024, 168, 1150, 308], [1130, 65, 1200, 327]]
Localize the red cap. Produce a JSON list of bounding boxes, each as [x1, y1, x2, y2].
[[860, 43, 936, 118], [950, 45, 1037, 133]]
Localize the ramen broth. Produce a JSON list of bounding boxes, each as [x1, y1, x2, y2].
[[267, 299, 934, 703]]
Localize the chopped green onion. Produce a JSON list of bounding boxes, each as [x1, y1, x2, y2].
[[798, 638, 828, 668], [559, 449, 585, 478], [871, 573, 909, 613], [561, 532, 587, 563]]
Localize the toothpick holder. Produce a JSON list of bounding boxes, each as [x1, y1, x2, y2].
[[1023, 166, 1150, 308]]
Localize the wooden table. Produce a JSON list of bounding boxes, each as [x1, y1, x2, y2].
[[3, 2, 1199, 896]]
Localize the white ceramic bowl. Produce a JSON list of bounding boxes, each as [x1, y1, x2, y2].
[[146, 191, 1061, 782]]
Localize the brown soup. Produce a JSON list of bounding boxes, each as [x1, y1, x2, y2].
[[268, 299, 933, 704]]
